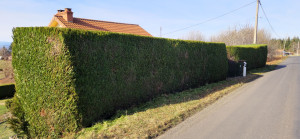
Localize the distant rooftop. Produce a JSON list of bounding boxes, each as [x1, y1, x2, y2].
[[48, 8, 152, 37]]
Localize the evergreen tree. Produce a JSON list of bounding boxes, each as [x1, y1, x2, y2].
[[8, 44, 12, 52]]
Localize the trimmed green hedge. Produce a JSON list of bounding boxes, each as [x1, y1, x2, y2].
[[11, 27, 228, 137], [226, 44, 268, 70], [0, 84, 15, 99]]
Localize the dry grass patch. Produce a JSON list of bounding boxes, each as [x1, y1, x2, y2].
[[0, 60, 6, 79], [0, 60, 14, 81], [73, 77, 257, 138]]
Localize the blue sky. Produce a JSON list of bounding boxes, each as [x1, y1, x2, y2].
[[0, 0, 299, 42]]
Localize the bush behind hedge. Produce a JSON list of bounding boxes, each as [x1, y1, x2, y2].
[[12, 27, 228, 137], [226, 44, 268, 70]]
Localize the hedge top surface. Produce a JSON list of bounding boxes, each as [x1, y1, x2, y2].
[[227, 44, 268, 48], [226, 44, 268, 70], [0, 83, 15, 87]]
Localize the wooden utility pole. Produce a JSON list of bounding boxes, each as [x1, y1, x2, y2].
[[293, 42, 295, 55], [253, 0, 260, 44], [160, 27, 162, 37], [283, 39, 286, 56], [297, 41, 299, 56]]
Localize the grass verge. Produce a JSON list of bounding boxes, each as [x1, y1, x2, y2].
[[0, 98, 15, 139], [71, 57, 287, 139], [250, 56, 288, 75]]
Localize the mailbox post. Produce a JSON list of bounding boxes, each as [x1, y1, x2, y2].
[[243, 61, 247, 77]]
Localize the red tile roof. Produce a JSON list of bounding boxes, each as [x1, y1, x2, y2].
[[49, 14, 152, 37]]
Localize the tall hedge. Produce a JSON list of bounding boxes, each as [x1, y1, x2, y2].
[[11, 27, 228, 137], [226, 44, 268, 70]]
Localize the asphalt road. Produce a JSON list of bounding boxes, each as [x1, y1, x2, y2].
[[158, 56, 300, 139]]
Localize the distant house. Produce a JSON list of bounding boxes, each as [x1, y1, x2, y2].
[[0, 55, 11, 60], [48, 8, 152, 36]]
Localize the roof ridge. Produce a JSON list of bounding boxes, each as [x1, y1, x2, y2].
[[51, 15, 152, 36], [73, 17, 139, 26]]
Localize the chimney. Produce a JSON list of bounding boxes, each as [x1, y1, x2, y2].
[[56, 8, 73, 22]]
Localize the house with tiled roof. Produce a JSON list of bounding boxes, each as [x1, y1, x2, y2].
[[48, 8, 152, 36]]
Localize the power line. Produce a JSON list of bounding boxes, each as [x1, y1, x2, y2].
[[162, 1, 257, 36], [259, 1, 280, 38]]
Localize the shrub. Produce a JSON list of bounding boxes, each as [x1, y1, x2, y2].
[[0, 83, 15, 99], [226, 44, 268, 70], [6, 97, 29, 138], [11, 27, 228, 137]]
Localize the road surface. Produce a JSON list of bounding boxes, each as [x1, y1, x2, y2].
[[158, 56, 300, 139]]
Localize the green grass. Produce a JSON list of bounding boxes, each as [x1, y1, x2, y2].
[[70, 58, 287, 138], [0, 122, 14, 139], [0, 99, 15, 139], [0, 105, 7, 115]]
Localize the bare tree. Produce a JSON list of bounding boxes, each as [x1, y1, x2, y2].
[[210, 24, 271, 45], [181, 31, 206, 41], [0, 46, 10, 57], [210, 24, 282, 61], [268, 39, 281, 60]]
